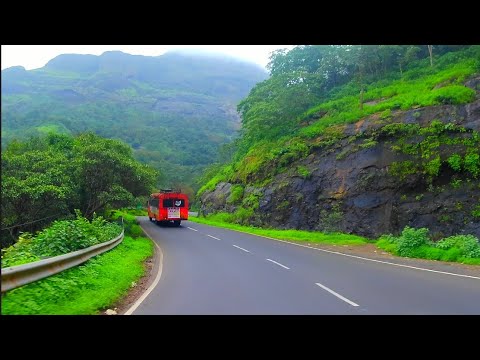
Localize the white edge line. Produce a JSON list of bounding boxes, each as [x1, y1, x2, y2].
[[266, 258, 290, 270], [191, 222, 480, 281], [124, 226, 164, 315], [207, 234, 221, 241], [315, 282, 359, 307], [187, 227, 198, 232], [232, 245, 250, 253]]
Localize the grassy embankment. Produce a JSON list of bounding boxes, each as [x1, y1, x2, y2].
[[1, 209, 153, 315]]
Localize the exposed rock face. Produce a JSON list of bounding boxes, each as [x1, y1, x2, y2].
[[201, 80, 480, 239]]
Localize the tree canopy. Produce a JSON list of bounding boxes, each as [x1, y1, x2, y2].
[[1, 132, 158, 247]]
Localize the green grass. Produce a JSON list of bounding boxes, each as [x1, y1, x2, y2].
[[189, 216, 367, 245], [1, 235, 153, 315], [300, 59, 477, 139]]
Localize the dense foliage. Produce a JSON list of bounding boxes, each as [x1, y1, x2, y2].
[[1, 132, 157, 247], [1, 51, 267, 189], [1, 211, 122, 268], [377, 226, 480, 264]]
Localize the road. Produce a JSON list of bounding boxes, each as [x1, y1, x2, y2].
[[130, 218, 480, 314]]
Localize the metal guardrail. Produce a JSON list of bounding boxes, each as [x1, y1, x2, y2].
[[1, 225, 124, 293]]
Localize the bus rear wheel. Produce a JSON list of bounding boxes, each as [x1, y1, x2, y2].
[[173, 220, 181, 227]]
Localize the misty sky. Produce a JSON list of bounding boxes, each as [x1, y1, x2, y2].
[[1, 45, 295, 70]]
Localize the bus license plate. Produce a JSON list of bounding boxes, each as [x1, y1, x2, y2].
[[167, 208, 180, 218]]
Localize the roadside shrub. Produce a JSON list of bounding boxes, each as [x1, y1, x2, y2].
[[1, 211, 122, 268], [127, 224, 144, 238], [377, 226, 480, 263], [395, 226, 430, 257], [31, 212, 121, 257], [436, 235, 480, 258], [1, 233, 40, 268]]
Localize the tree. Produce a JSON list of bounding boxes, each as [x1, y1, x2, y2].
[[399, 46, 421, 76], [73, 132, 158, 218], [1, 134, 77, 246], [1, 132, 159, 247], [237, 72, 316, 151], [427, 45, 434, 66]]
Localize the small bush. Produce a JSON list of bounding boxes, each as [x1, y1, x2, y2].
[[242, 192, 261, 210], [377, 226, 480, 263], [297, 165, 311, 179], [472, 205, 480, 218], [1, 233, 40, 268], [447, 154, 462, 171], [436, 235, 480, 258], [234, 207, 254, 225], [319, 204, 343, 234], [127, 224, 144, 238], [227, 185, 244, 205], [464, 153, 480, 177], [394, 226, 430, 257]]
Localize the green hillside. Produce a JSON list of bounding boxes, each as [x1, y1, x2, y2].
[[199, 45, 479, 192], [197, 45, 480, 239], [1, 50, 268, 189]]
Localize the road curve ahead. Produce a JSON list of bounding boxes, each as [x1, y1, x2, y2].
[[131, 218, 480, 315]]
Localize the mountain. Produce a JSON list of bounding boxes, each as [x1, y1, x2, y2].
[[197, 45, 480, 238], [1, 50, 268, 188]]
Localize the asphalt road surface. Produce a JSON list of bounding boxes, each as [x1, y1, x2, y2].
[[130, 218, 480, 315]]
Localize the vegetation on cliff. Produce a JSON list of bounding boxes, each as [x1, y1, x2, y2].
[[199, 45, 479, 195]]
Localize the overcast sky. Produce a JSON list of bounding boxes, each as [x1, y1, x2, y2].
[[1, 45, 295, 70]]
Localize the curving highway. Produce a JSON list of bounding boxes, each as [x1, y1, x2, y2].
[[128, 217, 480, 315]]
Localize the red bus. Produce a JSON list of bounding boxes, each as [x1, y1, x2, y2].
[[147, 189, 189, 226]]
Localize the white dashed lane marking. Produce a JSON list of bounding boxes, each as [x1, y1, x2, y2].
[[315, 282, 359, 307], [233, 245, 250, 253], [266, 258, 290, 270]]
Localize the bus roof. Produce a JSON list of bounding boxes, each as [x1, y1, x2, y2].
[[150, 192, 188, 197]]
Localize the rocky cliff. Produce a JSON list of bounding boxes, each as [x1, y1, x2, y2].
[[200, 77, 480, 239]]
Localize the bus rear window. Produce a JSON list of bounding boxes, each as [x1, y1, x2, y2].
[[163, 199, 185, 207], [149, 199, 159, 207]]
